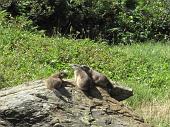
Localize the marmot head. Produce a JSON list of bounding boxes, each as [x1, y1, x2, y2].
[[80, 65, 91, 72], [59, 71, 68, 78], [52, 71, 68, 78], [70, 64, 81, 70]]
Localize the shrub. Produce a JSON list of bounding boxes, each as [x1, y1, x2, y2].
[[1, 0, 170, 44]]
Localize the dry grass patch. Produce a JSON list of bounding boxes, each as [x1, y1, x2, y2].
[[136, 100, 170, 127]]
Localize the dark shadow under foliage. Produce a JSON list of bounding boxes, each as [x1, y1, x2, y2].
[[1, 0, 170, 44]]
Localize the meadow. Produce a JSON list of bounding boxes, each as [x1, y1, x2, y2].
[[0, 11, 170, 127]]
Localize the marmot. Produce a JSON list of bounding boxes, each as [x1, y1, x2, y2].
[[70, 64, 93, 91], [44, 71, 67, 90], [80, 65, 114, 93]]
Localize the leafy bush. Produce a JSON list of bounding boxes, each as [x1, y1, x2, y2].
[[1, 0, 170, 44]]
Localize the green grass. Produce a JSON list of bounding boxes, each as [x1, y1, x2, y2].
[[0, 11, 170, 126]]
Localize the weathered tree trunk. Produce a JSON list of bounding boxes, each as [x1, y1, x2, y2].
[[0, 79, 150, 127]]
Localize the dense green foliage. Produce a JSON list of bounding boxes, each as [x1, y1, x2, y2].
[[0, 11, 170, 126], [1, 0, 170, 44], [0, 10, 170, 100]]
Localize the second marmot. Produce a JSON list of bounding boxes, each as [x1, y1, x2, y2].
[[80, 65, 114, 94]]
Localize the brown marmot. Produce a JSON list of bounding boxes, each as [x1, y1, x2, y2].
[[44, 71, 67, 90], [80, 65, 114, 94], [70, 64, 93, 91]]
